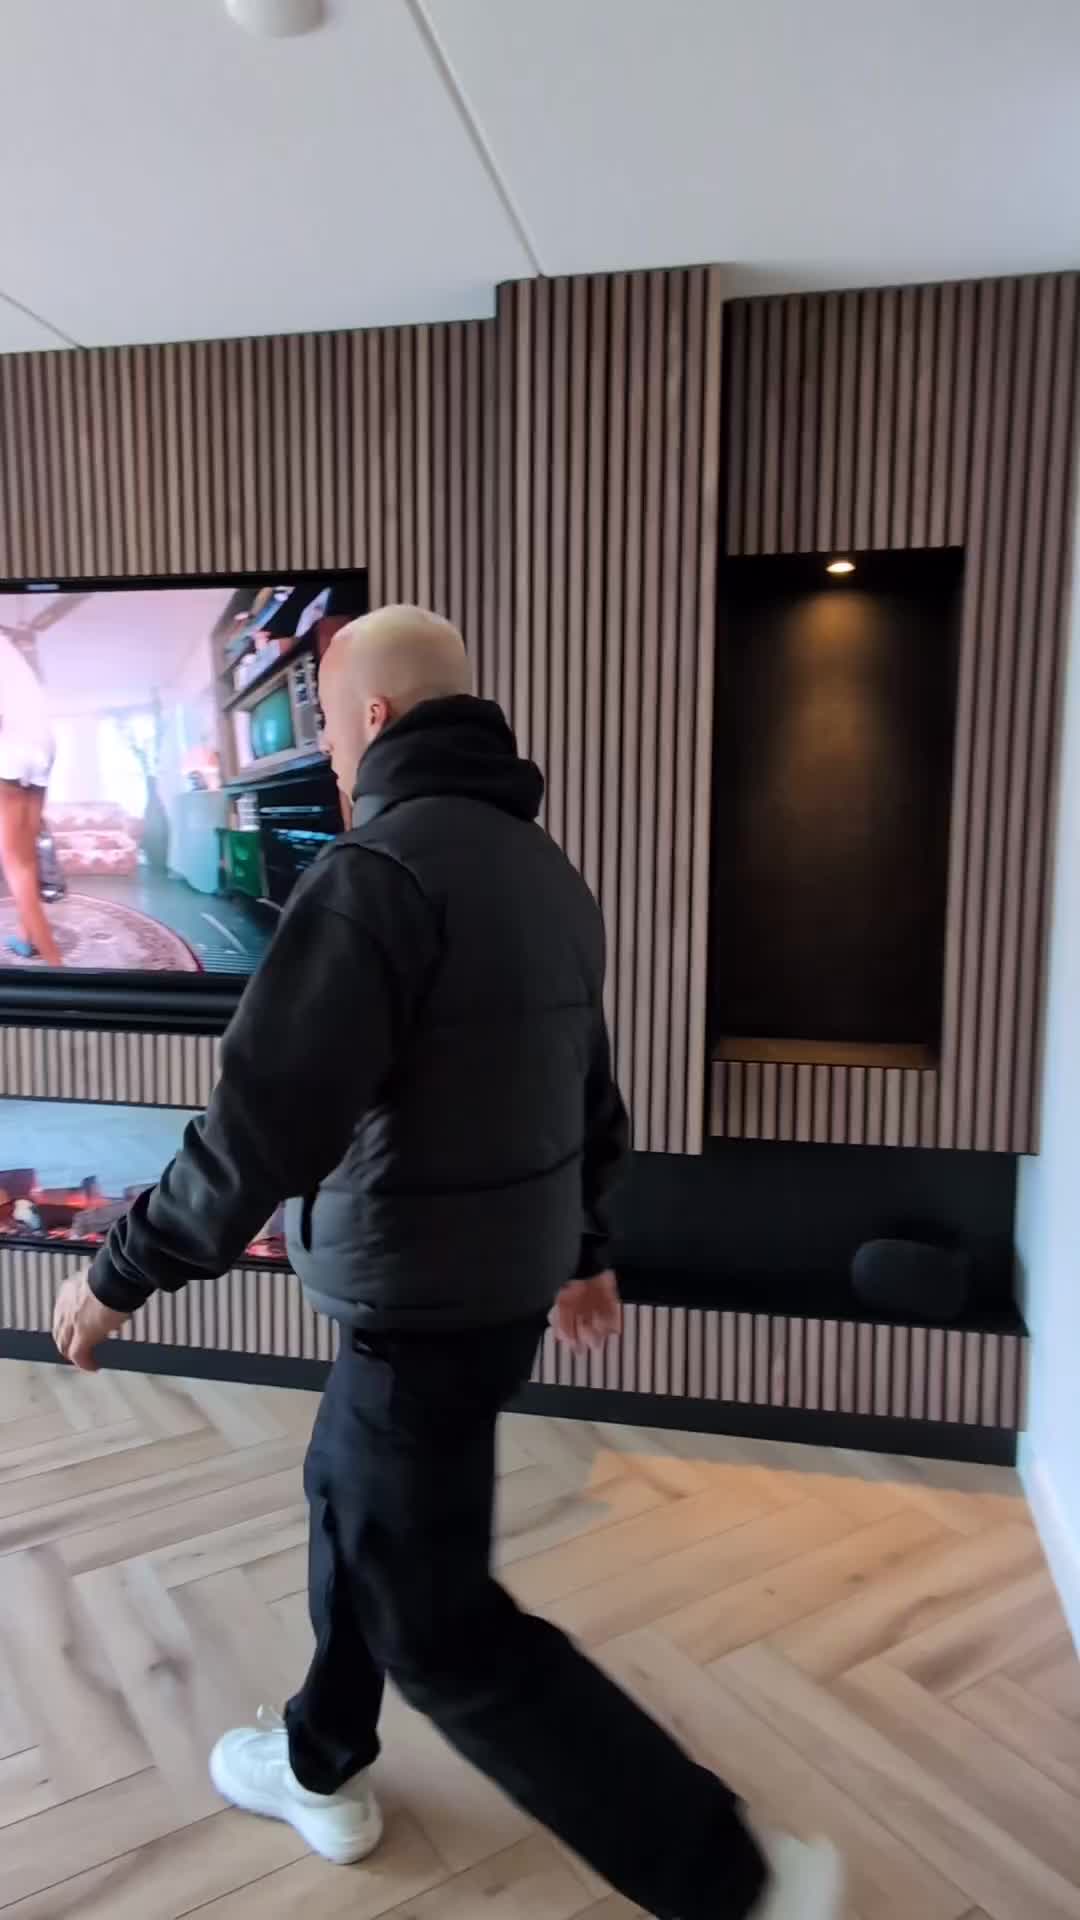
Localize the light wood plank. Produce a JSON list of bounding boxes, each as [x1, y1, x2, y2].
[[372, 1685, 536, 1877], [109, 1371, 214, 1438], [879, 1568, 1064, 1695], [601, 1630, 967, 1920], [1007, 1636, 1080, 1719], [839, 1659, 1080, 1887], [59, 1466, 307, 1575], [0, 1748, 59, 1830], [248, 1541, 309, 1605], [774, 1522, 1044, 1679], [0, 1362, 55, 1425], [44, 1362, 132, 1432], [373, 1834, 594, 1920], [174, 1377, 290, 1449], [505, 1481, 783, 1611], [0, 1770, 187, 1908], [0, 1412, 72, 1456], [662, 1507, 948, 1663], [0, 1425, 239, 1531], [0, 1418, 142, 1485], [547, 1499, 856, 1647], [0, 1806, 307, 1919], [950, 1674, 1080, 1801], [76, 1559, 234, 1815], [180, 1809, 444, 1919], [172, 1568, 300, 1741], [0, 1546, 149, 1795], [152, 1503, 309, 1590], [718, 1643, 1080, 1920], [497, 1465, 667, 1568]]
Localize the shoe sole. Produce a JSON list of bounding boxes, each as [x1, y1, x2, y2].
[[807, 1840, 845, 1918], [208, 1747, 383, 1866]]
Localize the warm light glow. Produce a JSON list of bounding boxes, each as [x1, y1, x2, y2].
[[826, 558, 856, 576]]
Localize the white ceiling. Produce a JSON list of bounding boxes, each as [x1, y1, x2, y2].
[[1, 0, 1077, 352]]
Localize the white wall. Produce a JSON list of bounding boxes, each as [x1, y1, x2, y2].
[[1016, 489, 1080, 1653]]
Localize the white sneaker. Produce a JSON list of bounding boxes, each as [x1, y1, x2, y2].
[[749, 1833, 844, 1919], [208, 1705, 383, 1866]]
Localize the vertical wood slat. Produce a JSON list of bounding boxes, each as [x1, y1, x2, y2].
[[0, 273, 720, 1157], [496, 269, 724, 1153], [601, 275, 628, 1050], [0, 316, 486, 707], [1013, 275, 1080, 1152], [954, 277, 1013, 1152], [719, 272, 1079, 1151], [615, 275, 647, 1119], [0, 331, 472, 592], [0, 1026, 217, 1106]]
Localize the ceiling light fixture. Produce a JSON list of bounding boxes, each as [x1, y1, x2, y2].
[[224, 0, 326, 37], [826, 558, 856, 576]]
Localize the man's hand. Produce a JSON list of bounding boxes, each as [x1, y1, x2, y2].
[[53, 1268, 131, 1372], [549, 1270, 622, 1355]]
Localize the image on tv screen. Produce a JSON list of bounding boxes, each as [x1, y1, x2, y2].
[[249, 685, 296, 761], [0, 1098, 287, 1265], [0, 572, 365, 977]]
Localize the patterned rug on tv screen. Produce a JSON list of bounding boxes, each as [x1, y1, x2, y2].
[[0, 897, 202, 971]]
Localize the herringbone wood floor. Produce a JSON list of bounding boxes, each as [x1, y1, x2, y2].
[[0, 1360, 1077, 1919]]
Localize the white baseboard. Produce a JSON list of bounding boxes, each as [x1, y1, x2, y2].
[[1019, 1439, 1080, 1655]]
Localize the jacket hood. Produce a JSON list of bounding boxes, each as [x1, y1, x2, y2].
[[352, 695, 544, 826]]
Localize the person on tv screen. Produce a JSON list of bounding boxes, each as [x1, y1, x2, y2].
[[51, 605, 840, 1920], [0, 629, 62, 967]]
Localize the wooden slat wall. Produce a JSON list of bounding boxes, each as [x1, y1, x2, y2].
[[495, 269, 725, 1153], [0, 1026, 217, 1107], [1, 270, 1076, 1159], [712, 1059, 940, 1151], [0, 320, 495, 686], [0, 321, 505, 1120], [0, 284, 722, 1154], [0, 1246, 1026, 1435], [718, 275, 1080, 1153]]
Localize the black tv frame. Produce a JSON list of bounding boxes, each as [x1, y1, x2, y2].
[[0, 566, 368, 1035]]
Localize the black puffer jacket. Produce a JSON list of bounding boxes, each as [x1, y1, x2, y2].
[[90, 697, 629, 1331]]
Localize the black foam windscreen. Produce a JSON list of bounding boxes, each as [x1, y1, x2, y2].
[[851, 1238, 972, 1324]]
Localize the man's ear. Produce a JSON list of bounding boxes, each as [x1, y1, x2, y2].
[[367, 694, 391, 740]]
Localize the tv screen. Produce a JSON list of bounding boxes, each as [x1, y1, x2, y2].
[[0, 569, 366, 989], [250, 684, 295, 761], [0, 1097, 286, 1264]]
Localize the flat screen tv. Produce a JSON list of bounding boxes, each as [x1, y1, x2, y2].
[[0, 1097, 286, 1265], [0, 568, 367, 1031]]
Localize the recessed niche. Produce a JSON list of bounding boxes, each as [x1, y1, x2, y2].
[[711, 549, 963, 1067]]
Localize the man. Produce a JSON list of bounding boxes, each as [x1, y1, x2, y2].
[[54, 606, 841, 1920]]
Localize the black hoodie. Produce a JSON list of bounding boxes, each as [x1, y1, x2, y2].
[[90, 697, 628, 1331]]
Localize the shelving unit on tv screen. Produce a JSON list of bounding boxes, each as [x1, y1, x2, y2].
[[0, 568, 367, 1034]]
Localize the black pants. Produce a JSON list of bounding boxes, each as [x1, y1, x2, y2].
[[284, 1319, 767, 1920]]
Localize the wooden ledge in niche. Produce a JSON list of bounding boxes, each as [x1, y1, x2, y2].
[[715, 1036, 938, 1071]]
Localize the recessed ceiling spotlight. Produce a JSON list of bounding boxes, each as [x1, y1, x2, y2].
[[826, 558, 856, 576], [224, 0, 326, 36]]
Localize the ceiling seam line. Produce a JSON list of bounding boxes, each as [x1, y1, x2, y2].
[[404, 0, 545, 279], [0, 287, 81, 351]]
